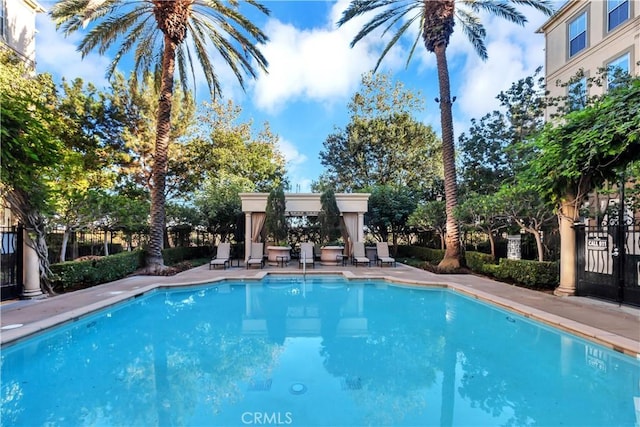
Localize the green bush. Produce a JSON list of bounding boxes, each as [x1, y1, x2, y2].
[[495, 258, 559, 289], [51, 250, 143, 290], [465, 251, 495, 272], [161, 246, 211, 265], [397, 245, 445, 264]]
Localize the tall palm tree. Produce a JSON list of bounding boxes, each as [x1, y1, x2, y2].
[[338, 0, 554, 268], [52, 0, 269, 273]]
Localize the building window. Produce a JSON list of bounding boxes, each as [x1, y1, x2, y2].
[[607, 52, 630, 89], [608, 0, 629, 32], [0, 0, 5, 40], [569, 12, 587, 57], [568, 77, 587, 111]]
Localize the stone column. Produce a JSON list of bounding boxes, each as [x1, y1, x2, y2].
[[555, 201, 577, 296], [357, 212, 365, 243], [245, 212, 252, 262], [21, 230, 43, 299]]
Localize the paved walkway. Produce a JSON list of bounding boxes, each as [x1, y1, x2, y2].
[[2, 261, 639, 357]]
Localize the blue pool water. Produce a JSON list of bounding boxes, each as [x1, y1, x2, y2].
[[2, 275, 639, 426]]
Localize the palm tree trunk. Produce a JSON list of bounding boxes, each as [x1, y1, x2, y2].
[[434, 43, 461, 269], [146, 35, 177, 273]]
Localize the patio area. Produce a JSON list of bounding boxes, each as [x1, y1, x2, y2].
[[1, 261, 639, 357]]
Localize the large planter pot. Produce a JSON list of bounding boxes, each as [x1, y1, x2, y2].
[[320, 246, 344, 266], [266, 246, 291, 266]]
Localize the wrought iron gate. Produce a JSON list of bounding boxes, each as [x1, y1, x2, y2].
[[1, 225, 23, 300], [575, 222, 640, 306]]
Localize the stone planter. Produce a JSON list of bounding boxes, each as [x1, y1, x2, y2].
[[320, 246, 344, 266], [266, 246, 291, 266]]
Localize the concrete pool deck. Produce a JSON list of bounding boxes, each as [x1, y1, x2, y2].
[[1, 261, 639, 357]]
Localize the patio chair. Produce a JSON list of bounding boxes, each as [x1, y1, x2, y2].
[[246, 242, 265, 269], [376, 242, 396, 267], [352, 242, 370, 267], [209, 242, 231, 270], [298, 242, 316, 269]]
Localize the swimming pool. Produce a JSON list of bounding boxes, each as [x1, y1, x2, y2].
[[2, 275, 639, 426]]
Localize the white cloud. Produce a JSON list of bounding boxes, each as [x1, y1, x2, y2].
[[251, 0, 405, 113], [278, 137, 313, 192], [454, 12, 548, 122], [35, 15, 111, 88]]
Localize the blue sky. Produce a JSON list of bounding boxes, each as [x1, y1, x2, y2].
[[34, 0, 556, 192]]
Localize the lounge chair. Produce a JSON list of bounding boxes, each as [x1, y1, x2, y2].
[[376, 242, 396, 267], [352, 242, 370, 267], [246, 242, 265, 269], [298, 242, 315, 269], [209, 242, 231, 270]]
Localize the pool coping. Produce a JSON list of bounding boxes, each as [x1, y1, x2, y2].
[[1, 264, 639, 358]]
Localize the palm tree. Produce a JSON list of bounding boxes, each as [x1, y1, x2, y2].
[[51, 0, 270, 273], [338, 0, 554, 268]]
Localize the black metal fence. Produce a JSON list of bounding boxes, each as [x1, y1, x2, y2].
[[1, 225, 22, 301], [575, 221, 640, 306]]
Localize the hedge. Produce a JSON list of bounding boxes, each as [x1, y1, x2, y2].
[[51, 250, 143, 290], [397, 245, 558, 290], [492, 258, 559, 289], [51, 246, 212, 291], [397, 245, 445, 264]]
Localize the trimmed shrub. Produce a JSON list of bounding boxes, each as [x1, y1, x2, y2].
[[161, 246, 211, 265], [465, 251, 495, 272], [496, 258, 559, 289], [51, 250, 143, 290], [397, 245, 445, 264]]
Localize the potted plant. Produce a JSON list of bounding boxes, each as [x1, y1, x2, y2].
[[265, 185, 290, 265], [318, 188, 343, 265]]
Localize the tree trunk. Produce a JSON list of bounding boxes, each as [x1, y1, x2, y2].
[[433, 43, 461, 269], [103, 230, 110, 256], [145, 35, 177, 274], [531, 229, 544, 262], [60, 229, 70, 262], [488, 231, 496, 260]]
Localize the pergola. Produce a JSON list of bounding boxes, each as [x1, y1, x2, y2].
[[239, 192, 370, 260]]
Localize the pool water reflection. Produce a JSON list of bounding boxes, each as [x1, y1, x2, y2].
[[2, 275, 639, 426]]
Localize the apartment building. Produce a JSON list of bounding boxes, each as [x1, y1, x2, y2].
[[1, 0, 45, 228], [537, 0, 639, 117], [0, 0, 45, 68]]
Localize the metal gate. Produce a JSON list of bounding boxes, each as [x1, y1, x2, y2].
[[575, 222, 640, 307], [1, 225, 23, 300]]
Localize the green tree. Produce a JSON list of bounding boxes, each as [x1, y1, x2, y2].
[[367, 185, 417, 250], [194, 173, 251, 244], [455, 193, 507, 260], [458, 112, 513, 195], [264, 186, 288, 245], [187, 100, 286, 191], [109, 72, 197, 200], [524, 76, 640, 293], [319, 73, 441, 193], [496, 185, 555, 261], [318, 188, 342, 244], [0, 52, 64, 294], [52, 0, 270, 273], [338, 0, 554, 269], [408, 200, 447, 249]]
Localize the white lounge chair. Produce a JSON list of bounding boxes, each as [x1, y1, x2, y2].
[[376, 242, 396, 267], [246, 242, 265, 269], [352, 242, 370, 267], [209, 242, 231, 270], [298, 242, 316, 269]]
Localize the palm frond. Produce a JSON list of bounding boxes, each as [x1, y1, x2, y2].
[[455, 8, 487, 60], [509, 0, 555, 16], [373, 11, 419, 72], [461, 0, 526, 25]]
